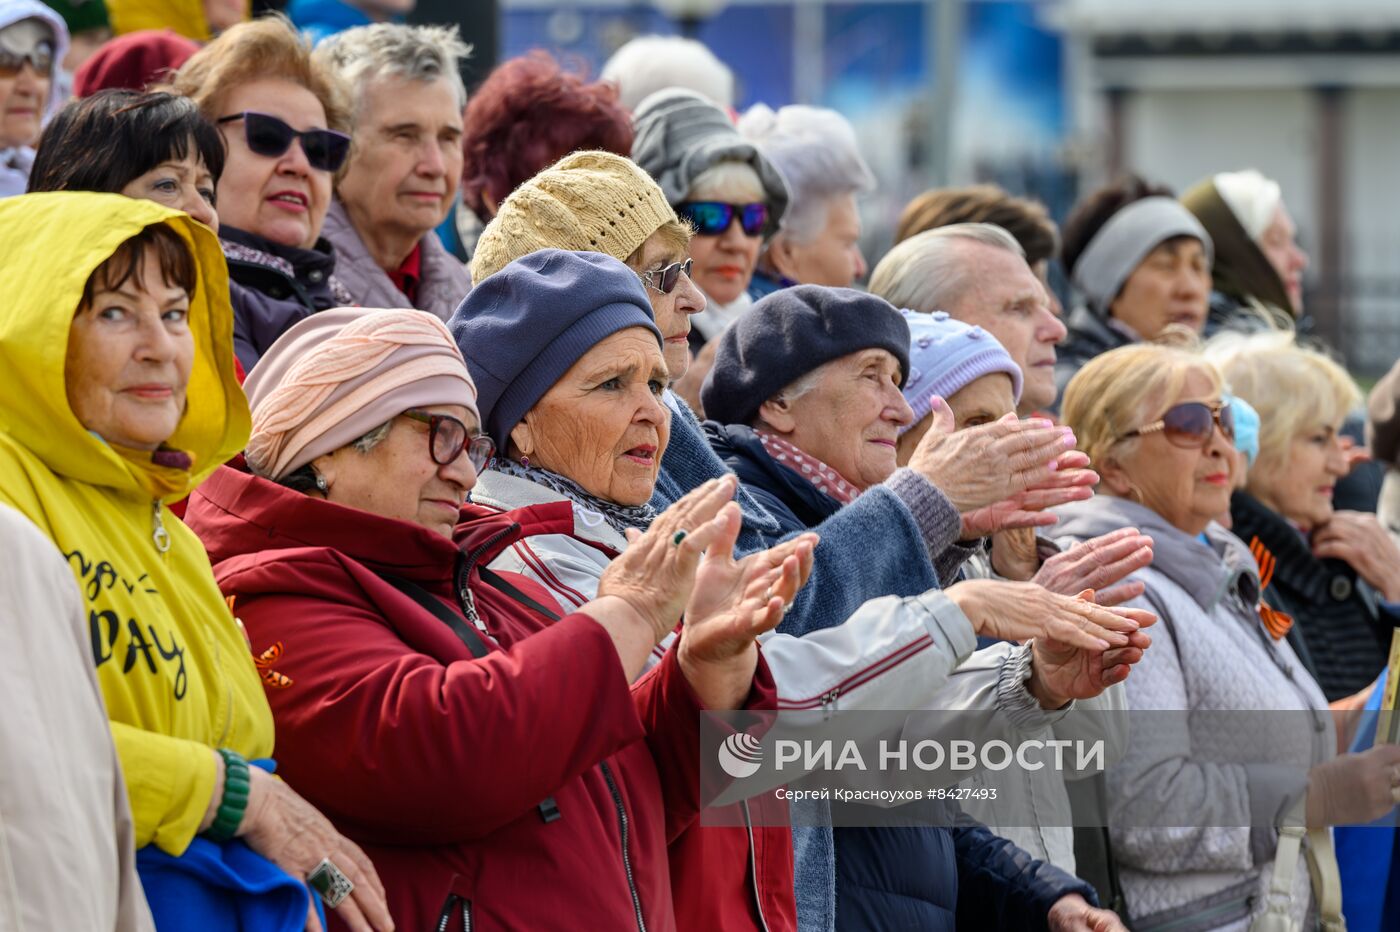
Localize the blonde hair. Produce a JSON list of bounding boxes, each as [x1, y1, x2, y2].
[[171, 16, 352, 134], [687, 160, 766, 205], [1203, 331, 1360, 479], [1061, 342, 1224, 473]]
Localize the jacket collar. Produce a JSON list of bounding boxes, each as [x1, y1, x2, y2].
[[471, 468, 628, 555], [320, 198, 470, 318], [220, 225, 339, 282], [1053, 495, 1260, 613], [705, 422, 842, 527], [1229, 490, 1340, 604]]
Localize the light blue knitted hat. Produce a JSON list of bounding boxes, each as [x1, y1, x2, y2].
[[898, 310, 1023, 435]]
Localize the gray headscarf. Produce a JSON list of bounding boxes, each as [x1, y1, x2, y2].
[[1072, 196, 1214, 316]]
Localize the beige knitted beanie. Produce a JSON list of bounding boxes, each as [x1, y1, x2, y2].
[[470, 150, 678, 282]]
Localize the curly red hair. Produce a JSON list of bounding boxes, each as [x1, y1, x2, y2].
[[461, 50, 634, 216]]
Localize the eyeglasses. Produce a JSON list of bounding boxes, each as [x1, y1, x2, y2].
[[216, 112, 351, 173], [0, 42, 54, 79], [401, 409, 495, 472], [1122, 401, 1235, 449], [641, 258, 693, 295], [676, 201, 769, 237]]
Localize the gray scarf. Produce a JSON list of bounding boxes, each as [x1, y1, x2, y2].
[[491, 457, 657, 537]]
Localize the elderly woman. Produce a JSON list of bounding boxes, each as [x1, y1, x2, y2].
[[1055, 342, 1400, 930], [184, 305, 793, 931], [171, 17, 355, 370], [1054, 177, 1214, 397], [0, 0, 66, 197], [28, 89, 220, 230], [1182, 169, 1309, 335], [0, 192, 389, 931], [313, 24, 472, 320], [632, 88, 789, 354], [736, 103, 875, 294], [1204, 332, 1400, 702]]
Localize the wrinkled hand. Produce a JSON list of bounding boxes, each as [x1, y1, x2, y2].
[[1306, 744, 1400, 827], [679, 514, 818, 709], [1047, 893, 1127, 932], [1312, 510, 1400, 602], [1339, 435, 1372, 475], [958, 448, 1100, 538], [906, 400, 1092, 529], [989, 527, 1040, 581], [945, 579, 1148, 653], [1030, 590, 1155, 706], [601, 476, 741, 643], [1034, 528, 1155, 607], [239, 768, 394, 932]]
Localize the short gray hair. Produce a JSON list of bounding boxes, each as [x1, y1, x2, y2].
[[869, 223, 1025, 312], [601, 35, 734, 111], [755, 362, 831, 426], [313, 23, 471, 121], [738, 104, 874, 244]]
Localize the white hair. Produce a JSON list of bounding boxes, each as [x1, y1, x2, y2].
[[755, 361, 833, 426], [737, 103, 874, 243], [869, 223, 1025, 313], [313, 23, 472, 121], [601, 35, 734, 111], [688, 160, 765, 204]]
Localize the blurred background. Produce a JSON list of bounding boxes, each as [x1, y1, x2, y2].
[[414, 0, 1400, 375]]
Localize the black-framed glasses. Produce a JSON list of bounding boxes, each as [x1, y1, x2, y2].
[[0, 41, 54, 78], [1122, 401, 1235, 449], [216, 111, 351, 173], [676, 201, 769, 237], [401, 409, 495, 472], [641, 258, 693, 295]]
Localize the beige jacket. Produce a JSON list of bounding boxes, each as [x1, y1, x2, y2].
[[0, 504, 153, 932]]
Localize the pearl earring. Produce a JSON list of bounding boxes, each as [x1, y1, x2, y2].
[[315, 474, 329, 493]]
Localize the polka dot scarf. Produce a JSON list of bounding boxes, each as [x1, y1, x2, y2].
[[756, 431, 862, 505]]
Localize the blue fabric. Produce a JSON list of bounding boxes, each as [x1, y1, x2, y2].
[[286, 0, 375, 45], [135, 761, 318, 932], [952, 822, 1096, 931], [834, 825, 957, 931], [746, 268, 795, 301], [700, 285, 912, 426], [1335, 668, 1400, 932], [448, 249, 660, 449]]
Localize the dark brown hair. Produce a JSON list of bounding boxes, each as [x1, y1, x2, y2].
[[896, 184, 1059, 267], [1060, 175, 1175, 276], [81, 225, 198, 311]]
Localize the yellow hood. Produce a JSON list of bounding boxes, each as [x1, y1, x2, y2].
[[105, 0, 212, 41], [0, 192, 250, 502]]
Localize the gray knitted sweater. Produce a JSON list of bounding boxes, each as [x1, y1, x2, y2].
[[1054, 496, 1332, 932]]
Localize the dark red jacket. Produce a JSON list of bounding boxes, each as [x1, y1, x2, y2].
[[186, 465, 769, 932]]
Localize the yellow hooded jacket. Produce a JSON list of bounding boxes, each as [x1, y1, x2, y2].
[[0, 193, 269, 857], [105, 0, 215, 42]]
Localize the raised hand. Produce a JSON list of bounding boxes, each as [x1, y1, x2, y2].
[[1033, 528, 1155, 606], [1312, 510, 1400, 602], [1029, 589, 1155, 707]]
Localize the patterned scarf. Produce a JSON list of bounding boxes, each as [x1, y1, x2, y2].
[[490, 457, 657, 537], [756, 431, 862, 505], [220, 237, 355, 306]]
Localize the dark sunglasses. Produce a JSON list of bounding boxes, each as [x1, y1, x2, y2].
[[677, 201, 769, 237], [216, 111, 351, 173], [401, 409, 495, 472], [0, 42, 54, 78], [1122, 401, 1235, 449], [641, 258, 693, 295]]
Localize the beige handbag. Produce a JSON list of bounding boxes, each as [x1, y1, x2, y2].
[[1250, 804, 1346, 932]]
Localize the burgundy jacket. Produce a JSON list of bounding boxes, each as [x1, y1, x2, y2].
[[186, 465, 774, 931]]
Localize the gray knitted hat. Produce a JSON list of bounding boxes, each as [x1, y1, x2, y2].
[[630, 88, 789, 236]]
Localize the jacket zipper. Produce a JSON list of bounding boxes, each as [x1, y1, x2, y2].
[[742, 800, 771, 932], [151, 499, 171, 553], [435, 894, 472, 931], [599, 761, 647, 932], [455, 524, 520, 630]]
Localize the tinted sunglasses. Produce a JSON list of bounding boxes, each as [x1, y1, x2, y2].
[[641, 258, 693, 295], [217, 111, 351, 173], [401, 409, 496, 472], [1122, 401, 1235, 449], [0, 42, 53, 78], [677, 201, 769, 237]]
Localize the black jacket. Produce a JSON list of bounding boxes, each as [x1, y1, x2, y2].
[[705, 420, 1096, 931], [221, 226, 344, 371], [1229, 490, 1396, 701], [1052, 306, 1134, 413]]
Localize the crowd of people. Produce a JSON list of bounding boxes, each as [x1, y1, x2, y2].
[[3, 2, 1400, 932]]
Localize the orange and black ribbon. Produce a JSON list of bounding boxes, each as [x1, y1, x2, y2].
[[1248, 536, 1294, 641]]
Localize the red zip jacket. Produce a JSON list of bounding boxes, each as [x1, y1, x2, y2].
[[186, 464, 776, 932]]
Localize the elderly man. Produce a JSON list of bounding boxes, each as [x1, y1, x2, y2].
[[313, 22, 470, 320], [870, 223, 1068, 418]]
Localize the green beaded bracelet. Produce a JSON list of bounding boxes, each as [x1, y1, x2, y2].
[[203, 748, 250, 843]]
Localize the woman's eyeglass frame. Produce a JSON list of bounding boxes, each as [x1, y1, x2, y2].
[[1120, 401, 1236, 450], [401, 409, 495, 472], [641, 258, 694, 295]]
